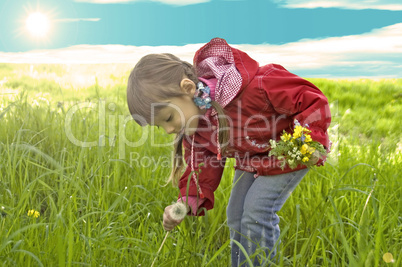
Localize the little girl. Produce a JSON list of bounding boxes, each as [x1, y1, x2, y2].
[[127, 38, 331, 266]]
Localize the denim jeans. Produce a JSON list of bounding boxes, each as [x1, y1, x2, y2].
[[226, 169, 309, 266]]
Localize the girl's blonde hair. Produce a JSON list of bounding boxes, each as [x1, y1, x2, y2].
[[127, 53, 228, 185]]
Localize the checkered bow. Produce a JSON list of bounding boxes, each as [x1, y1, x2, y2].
[[193, 38, 243, 114]]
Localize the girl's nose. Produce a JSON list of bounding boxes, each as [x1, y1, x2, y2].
[[165, 126, 175, 134]]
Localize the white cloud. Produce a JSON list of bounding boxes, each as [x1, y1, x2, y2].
[[274, 0, 402, 11], [235, 22, 402, 77], [74, 0, 209, 6], [0, 23, 401, 78], [0, 44, 197, 65]]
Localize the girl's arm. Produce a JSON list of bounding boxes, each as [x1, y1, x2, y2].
[[178, 139, 226, 216], [262, 64, 331, 149]]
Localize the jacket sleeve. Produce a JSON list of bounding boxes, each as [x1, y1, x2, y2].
[[262, 64, 331, 149], [178, 137, 226, 216]]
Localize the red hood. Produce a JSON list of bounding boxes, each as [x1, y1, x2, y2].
[[193, 38, 260, 105]]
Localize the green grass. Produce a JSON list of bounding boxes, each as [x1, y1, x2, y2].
[[0, 64, 401, 266]]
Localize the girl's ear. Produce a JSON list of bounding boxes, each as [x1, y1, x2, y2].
[[180, 78, 196, 95]]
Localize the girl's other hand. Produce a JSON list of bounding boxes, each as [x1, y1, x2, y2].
[[310, 150, 322, 165], [162, 204, 188, 231]]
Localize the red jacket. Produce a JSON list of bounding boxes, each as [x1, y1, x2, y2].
[[178, 38, 331, 213]]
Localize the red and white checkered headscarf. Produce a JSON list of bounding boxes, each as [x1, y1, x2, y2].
[[194, 38, 243, 111]]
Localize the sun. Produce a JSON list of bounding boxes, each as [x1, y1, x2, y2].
[[26, 12, 51, 37]]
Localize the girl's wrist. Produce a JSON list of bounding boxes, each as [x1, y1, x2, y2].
[[177, 199, 191, 213], [178, 196, 206, 215]]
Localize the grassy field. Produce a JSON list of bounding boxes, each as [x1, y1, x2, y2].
[[0, 63, 401, 266]]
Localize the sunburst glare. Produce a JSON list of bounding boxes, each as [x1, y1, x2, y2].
[[26, 12, 50, 37]]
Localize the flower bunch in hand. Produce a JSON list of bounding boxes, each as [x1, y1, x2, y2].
[[269, 120, 327, 170]]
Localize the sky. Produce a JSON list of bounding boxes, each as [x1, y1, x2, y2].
[[0, 0, 401, 78]]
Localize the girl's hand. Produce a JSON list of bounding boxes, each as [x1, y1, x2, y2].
[[310, 150, 321, 165], [162, 204, 188, 231]]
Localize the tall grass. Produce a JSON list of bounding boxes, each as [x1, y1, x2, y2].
[[0, 65, 401, 266]]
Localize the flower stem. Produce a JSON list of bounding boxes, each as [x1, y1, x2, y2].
[[150, 231, 170, 267]]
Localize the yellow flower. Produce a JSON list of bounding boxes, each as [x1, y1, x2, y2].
[[383, 253, 394, 263], [300, 144, 309, 154], [304, 134, 312, 143], [302, 157, 309, 162], [308, 146, 316, 154], [293, 126, 303, 138], [300, 144, 316, 155], [281, 132, 292, 142], [27, 209, 40, 218], [303, 127, 311, 133]]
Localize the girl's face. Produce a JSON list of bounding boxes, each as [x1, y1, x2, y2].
[[153, 79, 205, 136], [153, 95, 204, 136]]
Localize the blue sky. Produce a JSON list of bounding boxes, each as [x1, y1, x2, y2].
[[0, 0, 401, 78]]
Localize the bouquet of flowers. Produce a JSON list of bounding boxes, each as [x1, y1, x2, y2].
[[269, 120, 327, 170]]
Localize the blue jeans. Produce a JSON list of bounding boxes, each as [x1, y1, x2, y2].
[[226, 169, 308, 266]]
